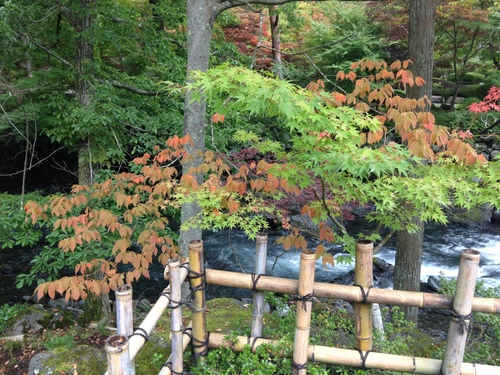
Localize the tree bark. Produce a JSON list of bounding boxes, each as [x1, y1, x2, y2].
[[269, 6, 283, 79], [179, 1, 216, 258], [394, 218, 424, 323], [395, 0, 437, 324], [73, 0, 96, 186]]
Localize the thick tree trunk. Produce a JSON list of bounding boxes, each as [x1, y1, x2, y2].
[[394, 218, 424, 323], [73, 0, 96, 186], [395, 0, 437, 324], [179, 1, 215, 258], [406, 0, 436, 106]]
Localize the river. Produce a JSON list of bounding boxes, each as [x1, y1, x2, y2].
[[1, 222, 499, 305]]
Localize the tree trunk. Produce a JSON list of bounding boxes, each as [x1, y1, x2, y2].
[[269, 6, 283, 79], [73, 0, 96, 185], [179, 1, 216, 258], [395, 0, 437, 324], [178, 0, 388, 259], [406, 0, 437, 107], [394, 218, 424, 323]]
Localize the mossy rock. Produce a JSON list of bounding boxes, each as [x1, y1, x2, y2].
[[28, 345, 106, 375]]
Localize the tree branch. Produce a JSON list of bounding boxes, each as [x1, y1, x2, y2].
[[214, 0, 384, 17], [30, 39, 74, 68], [95, 78, 160, 96]]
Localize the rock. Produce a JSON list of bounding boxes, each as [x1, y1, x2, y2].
[[445, 204, 493, 226], [48, 298, 69, 310], [330, 257, 395, 289], [4, 311, 45, 335], [29, 345, 106, 375], [426, 276, 442, 293], [492, 209, 500, 223]]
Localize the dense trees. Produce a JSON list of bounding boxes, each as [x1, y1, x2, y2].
[[1, 1, 500, 326]]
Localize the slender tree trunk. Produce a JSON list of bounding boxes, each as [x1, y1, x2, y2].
[[73, 0, 96, 186], [395, 0, 437, 324], [269, 6, 283, 79], [179, 1, 216, 258]]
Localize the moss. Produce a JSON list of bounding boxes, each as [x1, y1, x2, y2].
[[134, 339, 171, 374], [205, 298, 253, 335], [38, 345, 106, 375]]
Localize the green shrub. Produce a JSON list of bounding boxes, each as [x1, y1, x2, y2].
[[0, 193, 45, 250], [0, 303, 28, 333]]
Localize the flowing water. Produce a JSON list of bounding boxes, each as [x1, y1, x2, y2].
[[1, 222, 499, 306]]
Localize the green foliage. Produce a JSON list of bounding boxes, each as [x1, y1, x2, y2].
[[44, 332, 77, 350], [0, 193, 45, 250], [189, 65, 500, 258], [0, 303, 27, 334], [289, 2, 387, 83]]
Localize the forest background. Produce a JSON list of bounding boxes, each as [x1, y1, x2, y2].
[[1, 0, 500, 374], [1, 0, 500, 322]]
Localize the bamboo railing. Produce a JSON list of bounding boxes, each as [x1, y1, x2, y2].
[[106, 237, 500, 375]]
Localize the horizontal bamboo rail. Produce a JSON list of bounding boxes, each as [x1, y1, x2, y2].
[[205, 269, 500, 313], [208, 332, 500, 375]]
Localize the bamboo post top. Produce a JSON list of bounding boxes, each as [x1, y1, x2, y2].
[[256, 233, 268, 243], [189, 239, 203, 250], [461, 249, 480, 261], [105, 334, 128, 353], [300, 249, 316, 259], [116, 284, 132, 296]]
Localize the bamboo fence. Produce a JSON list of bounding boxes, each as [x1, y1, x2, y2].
[[105, 238, 500, 375]]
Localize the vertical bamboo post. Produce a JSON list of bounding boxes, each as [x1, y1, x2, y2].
[[292, 250, 316, 375], [105, 334, 133, 375], [251, 233, 268, 337], [116, 284, 133, 337], [188, 240, 207, 362], [354, 239, 373, 352], [441, 249, 480, 375], [168, 258, 184, 374]]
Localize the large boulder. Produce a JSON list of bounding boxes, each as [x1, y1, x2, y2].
[[28, 345, 106, 375]]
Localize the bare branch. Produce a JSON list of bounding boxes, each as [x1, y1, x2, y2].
[[30, 39, 74, 68], [95, 78, 159, 96], [0, 147, 65, 177]]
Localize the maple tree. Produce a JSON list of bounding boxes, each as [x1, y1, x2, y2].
[[22, 61, 500, 302]]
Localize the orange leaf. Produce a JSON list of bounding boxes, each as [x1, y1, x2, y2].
[[212, 113, 225, 123]]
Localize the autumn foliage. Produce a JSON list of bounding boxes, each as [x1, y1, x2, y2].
[[24, 60, 498, 302]]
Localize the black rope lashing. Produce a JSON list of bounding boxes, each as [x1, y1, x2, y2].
[[251, 273, 264, 291], [297, 293, 314, 311], [130, 327, 149, 342], [186, 269, 207, 303], [451, 309, 473, 336], [183, 328, 210, 357], [169, 298, 183, 309], [292, 360, 308, 373], [356, 349, 372, 369], [186, 268, 205, 281], [160, 290, 171, 299], [354, 284, 373, 303], [246, 336, 260, 352], [159, 289, 183, 309]]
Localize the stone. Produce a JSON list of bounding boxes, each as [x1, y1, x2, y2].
[[427, 276, 442, 293], [28, 345, 106, 375], [5, 311, 45, 335], [48, 298, 69, 310]]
